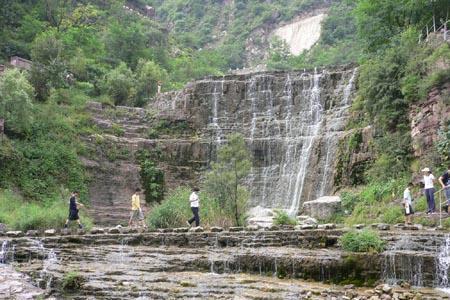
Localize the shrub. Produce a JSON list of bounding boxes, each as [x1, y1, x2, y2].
[[273, 210, 297, 226], [146, 187, 234, 229], [339, 229, 385, 253], [61, 271, 85, 291], [139, 159, 164, 204], [380, 205, 403, 224], [0, 190, 93, 231]]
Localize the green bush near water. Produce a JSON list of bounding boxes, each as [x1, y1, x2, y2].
[[339, 229, 385, 253], [273, 210, 297, 226], [146, 187, 235, 229], [0, 190, 93, 231]]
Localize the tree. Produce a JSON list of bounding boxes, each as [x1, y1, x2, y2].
[[0, 69, 34, 135], [205, 133, 252, 226], [104, 62, 135, 106], [139, 159, 165, 204], [30, 31, 68, 100], [135, 59, 168, 106]]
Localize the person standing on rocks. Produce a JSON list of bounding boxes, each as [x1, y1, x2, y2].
[[64, 191, 84, 229], [403, 182, 414, 224], [129, 188, 146, 228], [439, 165, 450, 213], [422, 168, 436, 214], [186, 187, 200, 227]]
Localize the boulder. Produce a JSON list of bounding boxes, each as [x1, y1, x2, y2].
[[377, 224, 390, 231], [26, 230, 40, 237], [6, 231, 23, 237], [44, 229, 57, 236], [189, 226, 204, 232], [318, 223, 336, 230], [229, 227, 244, 232], [301, 196, 341, 220], [210, 227, 223, 232], [245, 225, 259, 231], [90, 227, 105, 234], [108, 227, 121, 234]]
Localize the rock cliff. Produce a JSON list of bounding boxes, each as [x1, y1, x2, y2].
[[83, 66, 358, 224]]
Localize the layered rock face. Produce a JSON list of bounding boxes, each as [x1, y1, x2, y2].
[[410, 82, 450, 157], [83, 66, 357, 223], [154, 66, 358, 214]]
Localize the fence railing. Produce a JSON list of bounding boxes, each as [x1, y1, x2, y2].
[[419, 17, 449, 43]]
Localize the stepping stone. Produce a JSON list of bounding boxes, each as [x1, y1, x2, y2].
[[377, 224, 390, 231], [173, 227, 189, 233], [229, 227, 244, 232], [6, 231, 23, 237], [44, 229, 57, 236], [353, 224, 365, 229], [189, 226, 204, 232], [245, 225, 259, 231], [26, 230, 40, 237], [210, 227, 223, 232], [318, 223, 336, 230], [90, 228, 105, 234]]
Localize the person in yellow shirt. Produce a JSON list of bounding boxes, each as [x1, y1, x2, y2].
[[128, 188, 146, 228]]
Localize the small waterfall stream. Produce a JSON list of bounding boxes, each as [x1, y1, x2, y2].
[[437, 235, 450, 291]]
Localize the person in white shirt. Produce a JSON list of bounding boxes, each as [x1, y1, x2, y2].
[[186, 187, 200, 227], [403, 182, 414, 224], [422, 167, 436, 214]]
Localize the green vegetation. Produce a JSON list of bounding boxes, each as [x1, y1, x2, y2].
[[204, 133, 252, 226], [273, 210, 297, 226], [0, 189, 93, 231], [61, 271, 85, 292], [146, 187, 234, 229], [339, 229, 385, 253], [139, 159, 164, 204]]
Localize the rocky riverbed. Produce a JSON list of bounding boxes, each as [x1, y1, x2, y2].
[[2, 227, 450, 298]]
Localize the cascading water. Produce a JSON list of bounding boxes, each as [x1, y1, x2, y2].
[[0, 240, 12, 263], [203, 67, 357, 215], [437, 235, 450, 290]]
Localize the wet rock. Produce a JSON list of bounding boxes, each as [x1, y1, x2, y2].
[[44, 229, 57, 236], [353, 224, 365, 229], [267, 225, 280, 231], [26, 230, 40, 237], [90, 227, 105, 234], [229, 227, 244, 232], [61, 228, 70, 235], [302, 224, 318, 230], [6, 231, 23, 237], [77, 229, 86, 235], [245, 225, 259, 231], [210, 227, 223, 232], [189, 226, 204, 232], [302, 217, 318, 225], [382, 284, 392, 294], [318, 223, 336, 230], [377, 224, 390, 231], [302, 196, 341, 220], [108, 227, 121, 234], [173, 227, 189, 233], [158, 228, 174, 233]]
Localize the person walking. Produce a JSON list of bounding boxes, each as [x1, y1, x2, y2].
[[186, 187, 200, 227], [64, 191, 84, 229], [422, 167, 436, 214], [439, 165, 450, 213], [129, 188, 146, 228], [403, 182, 414, 224]]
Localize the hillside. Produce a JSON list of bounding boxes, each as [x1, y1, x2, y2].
[[0, 0, 449, 229]]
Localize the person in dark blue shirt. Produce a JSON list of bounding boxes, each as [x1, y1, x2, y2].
[[64, 191, 84, 229], [439, 165, 450, 213]]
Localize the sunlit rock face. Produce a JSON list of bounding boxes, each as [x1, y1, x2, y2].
[[273, 13, 326, 55], [153, 66, 358, 215]]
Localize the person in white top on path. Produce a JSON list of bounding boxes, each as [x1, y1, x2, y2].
[[187, 187, 200, 227], [422, 167, 436, 214], [403, 182, 414, 224]]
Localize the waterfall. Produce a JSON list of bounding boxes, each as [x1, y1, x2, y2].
[[437, 235, 450, 288], [203, 67, 357, 215], [287, 70, 323, 215], [382, 235, 424, 287], [0, 240, 11, 263]]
